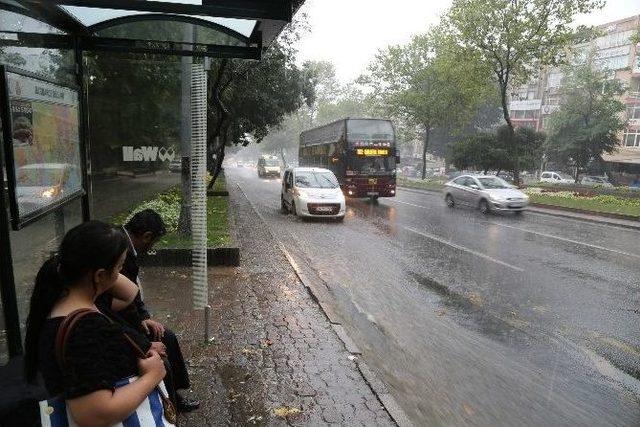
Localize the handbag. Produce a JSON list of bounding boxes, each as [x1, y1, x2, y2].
[[38, 308, 177, 427]]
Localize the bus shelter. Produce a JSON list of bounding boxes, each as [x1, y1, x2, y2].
[[0, 0, 301, 366]]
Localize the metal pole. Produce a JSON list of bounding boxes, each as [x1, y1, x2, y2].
[[204, 304, 211, 343], [0, 69, 22, 356], [75, 38, 91, 222]]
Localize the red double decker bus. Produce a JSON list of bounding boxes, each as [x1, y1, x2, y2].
[[299, 118, 398, 199]]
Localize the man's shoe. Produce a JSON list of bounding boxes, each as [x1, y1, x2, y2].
[[176, 393, 200, 413]]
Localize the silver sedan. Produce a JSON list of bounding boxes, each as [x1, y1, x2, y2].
[[443, 175, 529, 214]]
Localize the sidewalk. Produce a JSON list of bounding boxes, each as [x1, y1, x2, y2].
[[139, 185, 394, 426]]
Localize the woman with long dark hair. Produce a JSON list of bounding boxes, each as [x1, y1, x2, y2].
[[24, 221, 166, 426]]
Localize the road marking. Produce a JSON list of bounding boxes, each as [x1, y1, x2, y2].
[[403, 226, 524, 272], [387, 199, 432, 209], [489, 222, 640, 260]]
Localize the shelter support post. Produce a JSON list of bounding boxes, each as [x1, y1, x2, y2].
[[74, 38, 91, 222], [0, 88, 22, 356]]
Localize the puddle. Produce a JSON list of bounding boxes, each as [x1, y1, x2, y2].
[[408, 272, 532, 347]]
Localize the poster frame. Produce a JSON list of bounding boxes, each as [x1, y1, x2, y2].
[[0, 65, 85, 230]]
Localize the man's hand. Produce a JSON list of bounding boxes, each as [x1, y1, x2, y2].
[[149, 341, 167, 357], [142, 319, 165, 341]]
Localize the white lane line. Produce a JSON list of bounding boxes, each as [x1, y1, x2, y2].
[[387, 199, 432, 209], [489, 222, 640, 260], [403, 226, 525, 272]]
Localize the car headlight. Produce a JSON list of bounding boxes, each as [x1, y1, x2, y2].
[[42, 188, 56, 198], [295, 189, 308, 198]]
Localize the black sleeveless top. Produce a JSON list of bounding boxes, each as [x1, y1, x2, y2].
[[37, 312, 140, 399]]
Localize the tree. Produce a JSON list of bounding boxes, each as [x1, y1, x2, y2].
[[361, 28, 492, 179], [204, 40, 314, 187], [545, 61, 626, 182], [444, 0, 604, 182], [448, 124, 544, 175]]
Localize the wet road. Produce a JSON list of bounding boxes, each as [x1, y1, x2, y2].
[[227, 166, 640, 426]]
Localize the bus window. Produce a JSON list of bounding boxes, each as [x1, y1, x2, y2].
[[351, 156, 395, 175], [347, 119, 394, 145]]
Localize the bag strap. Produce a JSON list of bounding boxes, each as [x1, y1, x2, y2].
[[54, 308, 99, 370]]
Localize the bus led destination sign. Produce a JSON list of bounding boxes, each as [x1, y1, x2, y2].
[[356, 148, 390, 156]]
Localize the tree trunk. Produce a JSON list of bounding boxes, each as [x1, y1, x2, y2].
[[499, 78, 520, 185], [421, 125, 430, 180]]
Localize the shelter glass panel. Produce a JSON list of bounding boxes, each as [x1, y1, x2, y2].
[[86, 52, 182, 222], [95, 19, 246, 46]]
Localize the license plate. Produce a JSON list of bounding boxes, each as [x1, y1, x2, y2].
[[316, 206, 333, 212], [367, 192, 379, 196]]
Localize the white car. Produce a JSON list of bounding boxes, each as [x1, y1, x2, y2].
[[16, 163, 81, 214], [540, 171, 574, 184], [580, 175, 613, 188], [281, 167, 346, 221]]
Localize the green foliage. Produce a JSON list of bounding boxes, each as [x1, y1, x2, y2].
[[545, 60, 626, 178], [360, 27, 493, 177], [526, 191, 640, 217], [443, 0, 605, 178], [449, 125, 544, 173], [218, 42, 311, 146], [256, 60, 372, 157], [0, 48, 26, 67], [121, 186, 182, 233], [445, 0, 604, 85]]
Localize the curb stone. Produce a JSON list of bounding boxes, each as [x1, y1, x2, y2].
[[235, 183, 412, 427]]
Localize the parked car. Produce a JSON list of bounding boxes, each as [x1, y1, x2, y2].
[[580, 175, 613, 188], [443, 174, 529, 214], [16, 163, 81, 214], [540, 171, 574, 184], [281, 167, 345, 221]]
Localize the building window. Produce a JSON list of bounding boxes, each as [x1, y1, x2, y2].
[[595, 55, 629, 71], [627, 105, 640, 120], [596, 30, 634, 49], [624, 130, 640, 148]]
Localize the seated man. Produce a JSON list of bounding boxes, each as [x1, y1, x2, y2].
[[112, 209, 199, 412]]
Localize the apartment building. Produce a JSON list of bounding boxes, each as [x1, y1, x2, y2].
[[508, 15, 640, 176]]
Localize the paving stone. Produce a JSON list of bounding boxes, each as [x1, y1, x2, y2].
[[137, 182, 394, 426]]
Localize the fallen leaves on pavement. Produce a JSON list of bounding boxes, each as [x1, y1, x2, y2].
[[273, 406, 302, 418]]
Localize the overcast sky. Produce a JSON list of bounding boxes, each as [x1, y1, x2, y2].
[[294, 0, 640, 83]]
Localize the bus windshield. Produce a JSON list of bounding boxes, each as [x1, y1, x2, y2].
[[351, 156, 395, 176], [347, 119, 394, 146], [295, 171, 339, 189]]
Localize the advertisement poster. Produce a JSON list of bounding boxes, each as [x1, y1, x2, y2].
[[3, 70, 83, 225]]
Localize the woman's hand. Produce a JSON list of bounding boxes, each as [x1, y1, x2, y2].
[[149, 341, 167, 357], [138, 350, 165, 383], [141, 319, 165, 341]]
